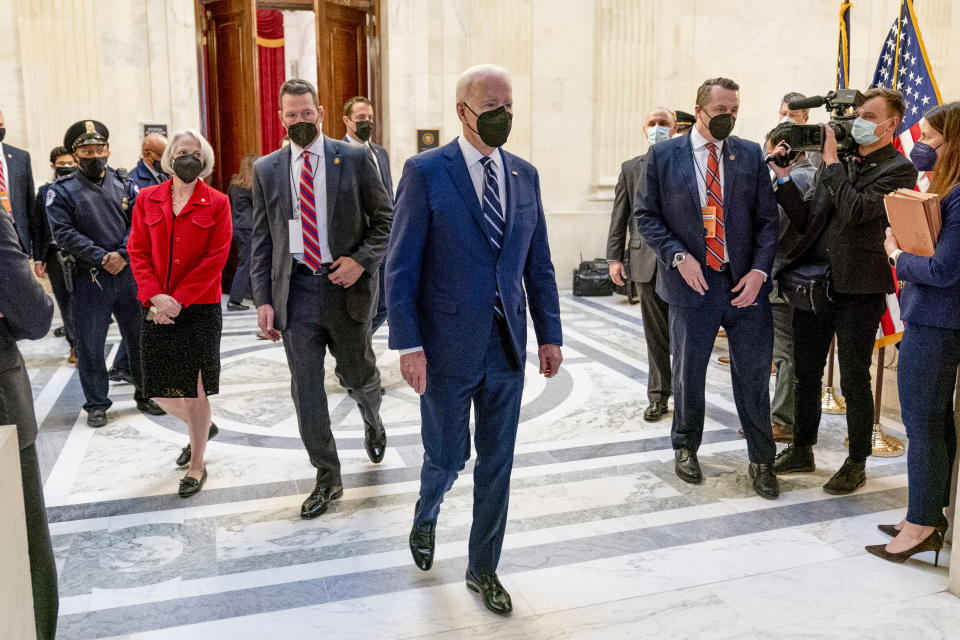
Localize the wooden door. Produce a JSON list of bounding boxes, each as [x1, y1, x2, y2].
[[197, 0, 260, 192], [315, 2, 368, 140]]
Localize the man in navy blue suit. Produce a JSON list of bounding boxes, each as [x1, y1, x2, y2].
[[0, 110, 36, 255], [386, 64, 563, 615], [636, 77, 781, 499]]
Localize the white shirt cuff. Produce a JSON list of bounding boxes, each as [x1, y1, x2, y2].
[[399, 346, 424, 355], [750, 269, 768, 282]]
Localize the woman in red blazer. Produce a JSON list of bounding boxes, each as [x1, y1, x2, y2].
[[127, 129, 232, 498]]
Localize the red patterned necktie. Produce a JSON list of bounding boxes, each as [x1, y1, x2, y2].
[[704, 142, 725, 270], [298, 151, 323, 270]]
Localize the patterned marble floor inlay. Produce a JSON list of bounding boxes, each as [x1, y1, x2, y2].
[[19, 292, 954, 640]]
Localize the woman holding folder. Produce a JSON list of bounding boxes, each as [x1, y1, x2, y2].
[[869, 101, 960, 565]]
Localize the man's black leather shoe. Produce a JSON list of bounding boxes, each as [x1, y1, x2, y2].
[[643, 401, 668, 422], [773, 444, 816, 474], [409, 520, 436, 571], [749, 463, 780, 499], [137, 398, 167, 416], [823, 457, 866, 495], [176, 423, 220, 467], [87, 409, 108, 428], [466, 570, 512, 614], [108, 368, 135, 384], [300, 483, 343, 519], [674, 448, 702, 484], [364, 428, 387, 464], [227, 301, 249, 311]]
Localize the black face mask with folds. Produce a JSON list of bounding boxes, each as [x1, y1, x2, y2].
[[354, 120, 373, 142], [0, 127, 5, 143], [287, 121, 319, 148], [78, 156, 108, 180], [173, 155, 203, 183], [465, 104, 512, 148], [702, 111, 736, 140], [55, 165, 77, 178]]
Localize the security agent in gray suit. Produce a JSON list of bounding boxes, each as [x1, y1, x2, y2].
[[607, 107, 677, 422], [0, 209, 58, 639], [251, 79, 394, 519]]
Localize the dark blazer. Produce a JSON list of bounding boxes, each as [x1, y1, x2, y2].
[[0, 210, 53, 450], [229, 184, 254, 230], [30, 182, 54, 261], [129, 159, 168, 190], [343, 135, 394, 202], [635, 134, 779, 307], [2, 143, 36, 255], [385, 138, 562, 376], [775, 144, 917, 294], [606, 154, 658, 283], [897, 187, 960, 330], [250, 136, 393, 329]]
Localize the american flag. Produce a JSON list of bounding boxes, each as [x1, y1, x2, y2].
[[835, 1, 851, 90], [868, 0, 942, 348]]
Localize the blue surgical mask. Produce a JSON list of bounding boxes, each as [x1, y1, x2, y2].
[[647, 125, 671, 146], [852, 117, 892, 145]]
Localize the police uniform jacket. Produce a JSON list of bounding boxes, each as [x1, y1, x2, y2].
[[45, 167, 140, 269]]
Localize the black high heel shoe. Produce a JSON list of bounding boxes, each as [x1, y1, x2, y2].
[[877, 515, 949, 539], [865, 529, 944, 567]]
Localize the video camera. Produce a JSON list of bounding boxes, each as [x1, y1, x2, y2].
[[768, 89, 866, 164]]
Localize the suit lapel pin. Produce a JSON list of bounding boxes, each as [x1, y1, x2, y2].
[[729, 154, 735, 161], [334, 157, 341, 165], [511, 170, 518, 176]]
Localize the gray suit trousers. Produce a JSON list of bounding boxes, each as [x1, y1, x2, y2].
[[282, 269, 382, 485], [771, 296, 796, 428], [638, 281, 671, 403]]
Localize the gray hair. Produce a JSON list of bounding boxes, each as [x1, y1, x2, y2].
[[160, 128, 215, 179], [455, 64, 512, 103]]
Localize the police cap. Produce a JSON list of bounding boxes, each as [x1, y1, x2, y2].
[[64, 120, 109, 151], [674, 110, 696, 133]]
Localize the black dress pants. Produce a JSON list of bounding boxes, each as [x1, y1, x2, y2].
[[20, 444, 59, 640], [792, 292, 886, 461]]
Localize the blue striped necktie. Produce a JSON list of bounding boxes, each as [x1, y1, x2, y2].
[[479, 156, 505, 318]]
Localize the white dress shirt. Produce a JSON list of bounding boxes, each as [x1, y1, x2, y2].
[[289, 135, 332, 264], [399, 136, 507, 356]]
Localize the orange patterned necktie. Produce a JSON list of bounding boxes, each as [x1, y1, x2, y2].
[[704, 142, 725, 270]]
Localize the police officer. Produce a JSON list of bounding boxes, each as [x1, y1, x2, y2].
[[46, 120, 164, 427]]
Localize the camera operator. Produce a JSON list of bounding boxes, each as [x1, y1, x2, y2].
[[768, 88, 917, 494]]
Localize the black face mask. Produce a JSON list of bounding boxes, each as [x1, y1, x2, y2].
[[702, 111, 736, 140], [354, 120, 373, 142], [173, 155, 203, 183], [466, 104, 512, 148], [0, 127, 5, 143], [55, 165, 77, 178], [78, 156, 108, 180], [287, 121, 319, 148]]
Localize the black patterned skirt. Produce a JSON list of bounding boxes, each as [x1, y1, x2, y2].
[[140, 303, 222, 398]]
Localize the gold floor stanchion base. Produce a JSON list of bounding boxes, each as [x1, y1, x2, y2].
[[821, 386, 847, 415], [842, 424, 906, 458]]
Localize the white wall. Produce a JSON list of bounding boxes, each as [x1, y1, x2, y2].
[[382, 0, 960, 285], [0, 0, 200, 186]]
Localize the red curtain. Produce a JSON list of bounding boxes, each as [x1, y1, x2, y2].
[[257, 10, 285, 155]]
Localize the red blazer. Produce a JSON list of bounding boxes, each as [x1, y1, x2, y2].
[[128, 180, 233, 308]]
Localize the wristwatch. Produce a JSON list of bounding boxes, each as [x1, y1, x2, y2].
[[672, 252, 688, 268]]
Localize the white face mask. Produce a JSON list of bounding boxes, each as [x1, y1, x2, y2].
[[647, 125, 672, 146], [779, 116, 796, 125]]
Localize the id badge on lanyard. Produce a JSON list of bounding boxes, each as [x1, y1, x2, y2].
[[702, 206, 717, 239], [0, 190, 11, 216]]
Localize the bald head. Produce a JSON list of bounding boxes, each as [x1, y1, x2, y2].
[[646, 107, 675, 128], [142, 133, 168, 156], [456, 64, 512, 104]]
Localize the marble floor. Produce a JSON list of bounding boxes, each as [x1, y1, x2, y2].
[[21, 292, 958, 640]]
